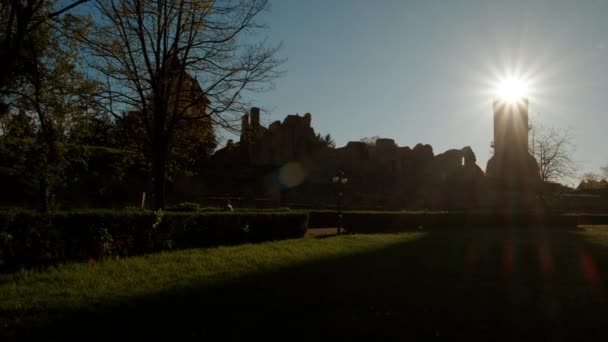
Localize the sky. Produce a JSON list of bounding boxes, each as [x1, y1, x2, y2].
[[248, 0, 608, 186]]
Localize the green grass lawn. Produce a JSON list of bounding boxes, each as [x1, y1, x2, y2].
[[2, 228, 608, 340]]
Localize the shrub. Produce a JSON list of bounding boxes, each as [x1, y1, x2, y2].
[[0, 210, 308, 269]]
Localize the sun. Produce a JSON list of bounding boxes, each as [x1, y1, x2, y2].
[[495, 77, 530, 103]]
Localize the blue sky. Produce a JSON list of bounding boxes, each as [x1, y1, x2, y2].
[[250, 0, 608, 185]]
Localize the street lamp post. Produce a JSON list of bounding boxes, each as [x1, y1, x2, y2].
[[332, 171, 348, 234]]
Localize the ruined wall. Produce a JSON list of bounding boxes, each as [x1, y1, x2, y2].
[[204, 109, 488, 209]]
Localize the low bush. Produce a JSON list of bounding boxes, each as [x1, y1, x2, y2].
[[165, 202, 202, 212], [0, 210, 308, 270], [308, 210, 340, 228], [164, 205, 294, 213]]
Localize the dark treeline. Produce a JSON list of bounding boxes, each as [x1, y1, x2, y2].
[[0, 0, 283, 211]]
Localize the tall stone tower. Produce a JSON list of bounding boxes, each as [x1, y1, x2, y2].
[[486, 98, 540, 184], [493, 99, 529, 160]]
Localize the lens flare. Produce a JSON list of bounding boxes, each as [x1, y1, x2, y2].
[[275, 162, 307, 189], [495, 77, 530, 103]]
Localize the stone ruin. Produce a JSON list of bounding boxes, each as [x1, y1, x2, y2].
[[200, 107, 491, 209], [167, 101, 604, 213]]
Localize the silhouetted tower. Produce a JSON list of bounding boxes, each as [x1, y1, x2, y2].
[[250, 107, 261, 128], [493, 98, 529, 160], [486, 97, 540, 183], [240, 107, 262, 140]]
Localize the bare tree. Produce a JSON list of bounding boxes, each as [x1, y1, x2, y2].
[[529, 121, 577, 184], [601, 165, 608, 180], [83, 0, 283, 209], [581, 172, 601, 183], [577, 172, 607, 191]]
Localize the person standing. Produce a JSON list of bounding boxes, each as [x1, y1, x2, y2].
[[224, 199, 234, 211]]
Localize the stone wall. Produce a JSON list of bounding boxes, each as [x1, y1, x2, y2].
[[203, 110, 487, 209]]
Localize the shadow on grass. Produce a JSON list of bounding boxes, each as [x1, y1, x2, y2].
[[4, 227, 608, 340]]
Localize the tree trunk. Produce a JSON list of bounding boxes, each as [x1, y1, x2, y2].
[[37, 126, 59, 212], [38, 178, 49, 212], [151, 134, 169, 210]]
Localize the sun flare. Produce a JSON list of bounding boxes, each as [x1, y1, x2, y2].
[[495, 77, 529, 103]]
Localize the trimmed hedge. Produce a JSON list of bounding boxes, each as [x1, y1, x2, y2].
[[308, 210, 586, 231], [164, 204, 296, 213], [0, 210, 308, 269], [307, 210, 449, 228], [340, 212, 580, 233], [308, 210, 341, 228], [577, 214, 608, 226]]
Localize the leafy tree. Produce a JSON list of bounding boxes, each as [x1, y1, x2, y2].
[[1, 109, 36, 138], [315, 133, 335, 148], [1, 3, 99, 211], [0, 0, 90, 91], [116, 105, 217, 178], [84, 0, 283, 209], [528, 122, 577, 184], [170, 116, 217, 175], [68, 111, 118, 147]]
